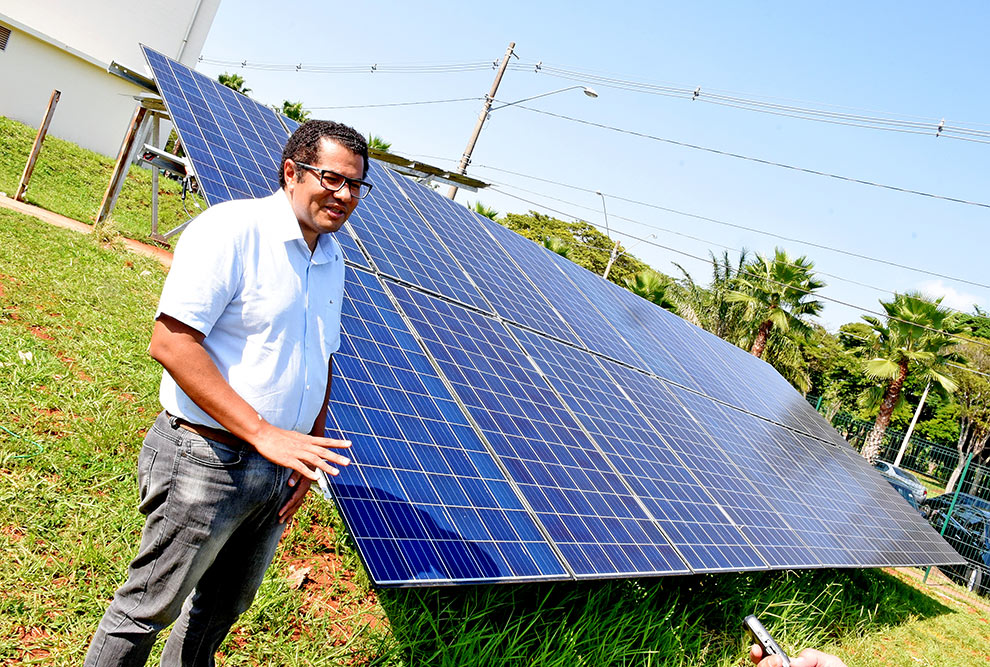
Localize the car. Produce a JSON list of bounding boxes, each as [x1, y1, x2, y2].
[[924, 503, 990, 596], [873, 461, 927, 505], [883, 476, 922, 513], [919, 491, 990, 519]]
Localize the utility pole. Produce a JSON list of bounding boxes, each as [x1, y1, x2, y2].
[[446, 42, 515, 200]]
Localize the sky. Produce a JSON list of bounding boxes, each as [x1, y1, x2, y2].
[[194, 1, 990, 330]]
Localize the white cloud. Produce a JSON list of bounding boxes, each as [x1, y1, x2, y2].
[[916, 280, 986, 313]]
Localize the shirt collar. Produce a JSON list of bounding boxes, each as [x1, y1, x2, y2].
[[270, 189, 341, 265]]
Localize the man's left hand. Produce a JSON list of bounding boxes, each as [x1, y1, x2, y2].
[[278, 472, 313, 524]]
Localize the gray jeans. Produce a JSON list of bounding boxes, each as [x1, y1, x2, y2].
[[85, 411, 293, 666]]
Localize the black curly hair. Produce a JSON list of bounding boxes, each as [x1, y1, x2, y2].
[[279, 120, 369, 188]]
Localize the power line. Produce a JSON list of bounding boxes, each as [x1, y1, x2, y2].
[[469, 162, 990, 292], [198, 56, 497, 74], [509, 103, 990, 211], [307, 97, 481, 111], [199, 55, 990, 142], [516, 63, 990, 144]]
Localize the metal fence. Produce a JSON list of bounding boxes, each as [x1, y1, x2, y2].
[[807, 395, 990, 596]]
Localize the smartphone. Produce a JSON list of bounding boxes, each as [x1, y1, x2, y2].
[[744, 615, 790, 667]]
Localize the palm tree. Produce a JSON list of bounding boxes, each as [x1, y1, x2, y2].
[[471, 201, 498, 220], [624, 270, 679, 313], [856, 292, 965, 462], [727, 247, 824, 358], [368, 134, 392, 152], [218, 72, 250, 95], [672, 250, 749, 336], [280, 100, 310, 122], [542, 236, 572, 259]]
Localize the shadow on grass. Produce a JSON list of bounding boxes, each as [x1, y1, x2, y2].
[[376, 567, 953, 667]]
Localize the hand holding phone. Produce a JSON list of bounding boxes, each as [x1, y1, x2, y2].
[[744, 615, 790, 667]]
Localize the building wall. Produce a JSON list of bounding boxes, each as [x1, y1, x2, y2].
[[0, 0, 218, 69], [0, 1, 219, 156], [0, 25, 143, 156]]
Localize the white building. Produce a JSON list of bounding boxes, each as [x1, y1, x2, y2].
[[0, 1, 220, 156]]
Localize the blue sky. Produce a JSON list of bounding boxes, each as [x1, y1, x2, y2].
[[195, 1, 990, 329]]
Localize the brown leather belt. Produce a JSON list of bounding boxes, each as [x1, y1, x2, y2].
[[166, 412, 250, 449]]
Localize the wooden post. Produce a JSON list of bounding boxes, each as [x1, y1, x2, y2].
[[96, 105, 149, 225], [150, 116, 160, 238], [15, 90, 61, 201]]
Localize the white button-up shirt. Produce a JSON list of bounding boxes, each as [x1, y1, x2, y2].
[[157, 190, 345, 433]]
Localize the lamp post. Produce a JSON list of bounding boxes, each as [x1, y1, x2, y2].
[[445, 63, 598, 200]]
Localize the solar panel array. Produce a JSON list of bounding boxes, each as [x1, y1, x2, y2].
[[143, 46, 963, 587]]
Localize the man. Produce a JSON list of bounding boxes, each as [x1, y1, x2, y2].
[[85, 120, 372, 666]]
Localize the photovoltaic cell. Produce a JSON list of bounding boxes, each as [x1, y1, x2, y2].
[[512, 326, 767, 572], [345, 163, 488, 310], [397, 176, 581, 345], [595, 360, 826, 569], [143, 46, 289, 205], [668, 386, 959, 567], [388, 281, 689, 578], [323, 268, 568, 584], [475, 215, 651, 370]]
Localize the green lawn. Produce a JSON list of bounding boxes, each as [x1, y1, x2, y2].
[[1, 115, 204, 244]]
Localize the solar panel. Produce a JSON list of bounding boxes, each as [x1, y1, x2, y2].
[[343, 163, 488, 310], [396, 176, 581, 346], [141, 45, 369, 269], [323, 268, 568, 585], [142, 48, 963, 589], [511, 326, 769, 572], [475, 215, 653, 371], [387, 281, 689, 578]]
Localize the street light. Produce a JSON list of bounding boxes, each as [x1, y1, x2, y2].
[[489, 86, 598, 112], [602, 233, 657, 281], [596, 190, 620, 279], [446, 85, 598, 199], [597, 189, 655, 280]]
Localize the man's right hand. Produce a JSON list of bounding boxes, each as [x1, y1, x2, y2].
[[251, 422, 351, 480]]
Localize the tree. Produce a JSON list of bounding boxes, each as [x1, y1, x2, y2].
[[542, 236, 572, 258], [471, 201, 499, 220], [727, 247, 825, 359], [673, 250, 750, 337], [499, 211, 650, 286], [624, 270, 679, 313], [855, 292, 965, 463], [218, 72, 250, 95], [368, 134, 392, 152], [280, 100, 310, 123], [945, 338, 990, 491]]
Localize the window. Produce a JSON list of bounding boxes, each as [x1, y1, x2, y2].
[[0, 25, 10, 51]]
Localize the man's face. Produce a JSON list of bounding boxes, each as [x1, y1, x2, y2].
[[284, 138, 364, 248]]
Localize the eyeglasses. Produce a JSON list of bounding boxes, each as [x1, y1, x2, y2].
[[295, 162, 373, 199]]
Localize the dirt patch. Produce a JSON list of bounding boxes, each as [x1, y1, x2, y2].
[[281, 523, 386, 644], [1, 524, 26, 542], [13, 625, 52, 662], [29, 325, 54, 341]]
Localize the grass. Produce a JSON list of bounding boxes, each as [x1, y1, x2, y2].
[[3, 122, 990, 665], [0, 115, 205, 244]]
